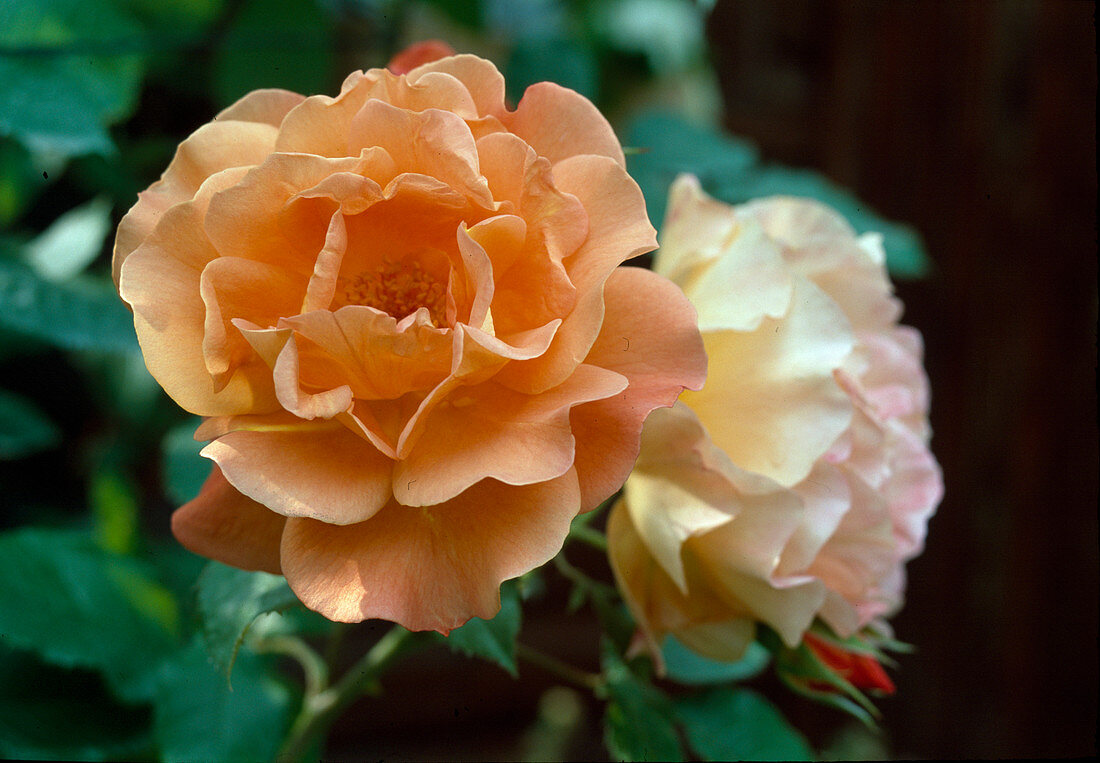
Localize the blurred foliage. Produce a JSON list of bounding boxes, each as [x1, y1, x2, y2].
[[0, 0, 923, 758]]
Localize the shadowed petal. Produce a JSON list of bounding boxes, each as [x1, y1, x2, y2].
[[171, 466, 285, 574], [202, 425, 394, 525], [280, 470, 581, 632]]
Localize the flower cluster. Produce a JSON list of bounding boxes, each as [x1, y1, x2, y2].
[[115, 54, 706, 633], [607, 176, 942, 661]]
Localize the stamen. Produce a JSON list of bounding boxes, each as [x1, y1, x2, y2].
[[341, 259, 446, 325]]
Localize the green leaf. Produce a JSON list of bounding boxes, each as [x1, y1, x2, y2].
[[506, 35, 600, 105], [154, 637, 293, 763], [23, 196, 112, 281], [591, 0, 706, 73], [0, 386, 60, 459], [161, 418, 209, 504], [196, 561, 301, 677], [0, 527, 180, 702], [0, 645, 153, 761], [0, 137, 50, 226], [0, 258, 139, 352], [674, 687, 814, 762], [626, 111, 932, 279], [90, 469, 139, 555], [601, 641, 685, 762], [626, 111, 759, 226], [0, 0, 146, 156], [662, 636, 771, 685], [212, 0, 334, 108], [447, 579, 522, 676]]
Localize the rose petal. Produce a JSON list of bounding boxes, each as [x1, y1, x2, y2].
[[569, 267, 707, 510], [505, 82, 625, 167], [497, 155, 657, 393], [280, 471, 581, 632], [393, 364, 626, 506], [171, 466, 285, 574], [112, 121, 279, 282], [216, 88, 307, 127], [202, 424, 394, 525], [682, 275, 855, 487]]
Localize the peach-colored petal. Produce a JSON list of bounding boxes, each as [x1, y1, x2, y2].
[[682, 275, 855, 487], [347, 100, 493, 208], [280, 471, 581, 632], [393, 364, 626, 506], [497, 155, 656, 394], [202, 424, 393, 525], [120, 190, 278, 417], [112, 121, 279, 282], [569, 267, 706, 510], [171, 466, 285, 574], [409, 54, 507, 119], [216, 88, 307, 126], [273, 71, 384, 156], [279, 306, 453, 401], [504, 82, 626, 167], [199, 257, 304, 388]]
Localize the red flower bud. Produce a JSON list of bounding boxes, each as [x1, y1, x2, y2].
[[803, 632, 896, 695], [387, 40, 456, 75]]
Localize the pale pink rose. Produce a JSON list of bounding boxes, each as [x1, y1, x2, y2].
[[608, 175, 942, 660], [115, 53, 706, 634]]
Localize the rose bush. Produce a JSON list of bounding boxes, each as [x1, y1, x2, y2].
[[115, 54, 706, 633], [608, 175, 942, 661]]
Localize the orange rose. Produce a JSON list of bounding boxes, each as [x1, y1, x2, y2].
[[115, 54, 706, 633]]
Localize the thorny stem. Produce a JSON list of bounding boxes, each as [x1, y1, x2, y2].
[[516, 642, 602, 692], [277, 626, 425, 763]]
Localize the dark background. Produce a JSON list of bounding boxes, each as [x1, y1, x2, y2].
[[704, 1, 1097, 757], [334, 2, 1098, 759]]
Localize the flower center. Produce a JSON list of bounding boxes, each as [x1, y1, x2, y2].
[[341, 259, 446, 325]]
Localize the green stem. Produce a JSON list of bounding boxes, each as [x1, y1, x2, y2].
[[568, 523, 608, 552], [278, 626, 424, 763], [254, 634, 328, 699], [516, 642, 602, 692]]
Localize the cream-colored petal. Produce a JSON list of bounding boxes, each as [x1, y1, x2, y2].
[[280, 471, 581, 632], [171, 466, 285, 574], [202, 425, 394, 525], [683, 275, 854, 487]]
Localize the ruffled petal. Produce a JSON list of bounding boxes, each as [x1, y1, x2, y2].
[[393, 364, 626, 506], [504, 82, 625, 167], [498, 155, 656, 393], [280, 470, 581, 632], [682, 275, 854, 487], [202, 424, 393, 525], [113, 121, 279, 282]]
